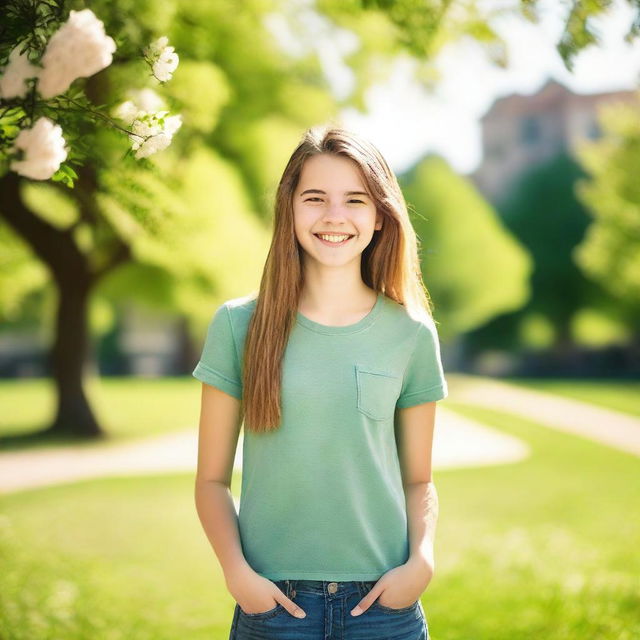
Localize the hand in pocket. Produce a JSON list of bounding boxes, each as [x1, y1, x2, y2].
[[227, 567, 306, 618]]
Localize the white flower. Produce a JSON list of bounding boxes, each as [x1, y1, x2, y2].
[[145, 36, 179, 82], [134, 131, 172, 158], [163, 114, 182, 136], [148, 37, 169, 55], [113, 100, 139, 125], [113, 89, 166, 125], [127, 110, 182, 159], [37, 9, 116, 99], [128, 87, 165, 112], [0, 45, 41, 99], [153, 47, 179, 82], [10, 117, 68, 180], [113, 87, 182, 160], [130, 113, 162, 142]]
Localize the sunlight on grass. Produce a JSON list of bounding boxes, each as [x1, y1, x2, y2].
[[1, 378, 638, 638], [0, 473, 238, 639], [0, 377, 201, 445], [1, 398, 639, 639]]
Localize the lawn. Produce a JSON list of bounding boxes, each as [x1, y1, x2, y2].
[[1, 376, 638, 450], [0, 387, 638, 639], [0, 377, 201, 449]]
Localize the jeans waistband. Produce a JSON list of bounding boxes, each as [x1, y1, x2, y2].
[[273, 579, 378, 598]]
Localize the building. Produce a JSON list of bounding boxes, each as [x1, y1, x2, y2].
[[471, 78, 638, 205]]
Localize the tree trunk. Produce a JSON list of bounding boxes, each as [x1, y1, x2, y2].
[[0, 172, 105, 439], [551, 318, 580, 375], [45, 278, 103, 438]]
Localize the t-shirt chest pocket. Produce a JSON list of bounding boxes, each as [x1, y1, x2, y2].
[[355, 363, 403, 421]]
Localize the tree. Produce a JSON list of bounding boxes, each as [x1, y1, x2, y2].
[[573, 96, 640, 362], [399, 154, 532, 341], [574, 97, 640, 309], [2, 0, 639, 440], [0, 1, 285, 439], [484, 153, 613, 358]]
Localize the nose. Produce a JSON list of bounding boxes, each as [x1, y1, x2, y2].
[[321, 202, 348, 221]]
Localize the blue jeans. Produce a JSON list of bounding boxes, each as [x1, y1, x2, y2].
[[229, 579, 429, 639]]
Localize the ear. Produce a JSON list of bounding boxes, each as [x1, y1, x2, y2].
[[375, 212, 384, 231]]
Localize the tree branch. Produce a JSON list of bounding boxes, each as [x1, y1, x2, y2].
[[0, 171, 90, 285]]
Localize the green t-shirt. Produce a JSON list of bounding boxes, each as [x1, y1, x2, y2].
[[192, 291, 448, 581]]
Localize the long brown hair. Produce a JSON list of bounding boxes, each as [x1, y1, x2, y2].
[[241, 123, 437, 433]]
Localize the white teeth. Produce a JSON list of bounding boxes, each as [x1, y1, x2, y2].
[[317, 233, 351, 243]]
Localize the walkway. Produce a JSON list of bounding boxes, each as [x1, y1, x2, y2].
[[452, 375, 640, 456], [0, 407, 528, 496], [2, 378, 637, 497]]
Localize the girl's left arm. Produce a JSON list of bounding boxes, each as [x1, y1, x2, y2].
[[395, 401, 439, 570], [349, 401, 439, 616]]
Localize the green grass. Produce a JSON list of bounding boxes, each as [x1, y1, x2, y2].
[[0, 377, 201, 449], [2, 375, 637, 452], [501, 377, 640, 418], [1, 396, 639, 639], [429, 401, 640, 639], [0, 472, 237, 640], [1, 376, 638, 637]]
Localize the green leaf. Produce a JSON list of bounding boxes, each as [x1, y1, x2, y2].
[[60, 164, 78, 180], [51, 163, 76, 188]]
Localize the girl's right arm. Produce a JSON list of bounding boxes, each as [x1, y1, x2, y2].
[[194, 382, 250, 582], [193, 383, 307, 618]]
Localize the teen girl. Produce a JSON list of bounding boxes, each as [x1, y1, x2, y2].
[[193, 125, 448, 640]]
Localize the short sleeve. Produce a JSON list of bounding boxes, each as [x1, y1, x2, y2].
[[192, 303, 242, 399], [396, 319, 448, 408]]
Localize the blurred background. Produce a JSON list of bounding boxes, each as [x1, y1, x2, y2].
[[0, 0, 638, 638]]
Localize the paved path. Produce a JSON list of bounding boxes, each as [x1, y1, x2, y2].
[[2, 378, 637, 497], [452, 375, 640, 456], [0, 407, 528, 496]]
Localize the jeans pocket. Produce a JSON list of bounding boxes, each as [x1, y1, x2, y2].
[[372, 599, 420, 614], [355, 364, 402, 421], [239, 602, 285, 620]]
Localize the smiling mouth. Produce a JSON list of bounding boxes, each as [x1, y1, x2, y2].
[[313, 233, 355, 246]]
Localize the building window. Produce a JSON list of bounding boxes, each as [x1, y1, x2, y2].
[[520, 115, 541, 145], [587, 119, 601, 139]]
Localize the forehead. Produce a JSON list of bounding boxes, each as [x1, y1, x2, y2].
[[298, 153, 366, 190]]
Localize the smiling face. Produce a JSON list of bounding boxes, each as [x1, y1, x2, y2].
[[293, 153, 383, 269]]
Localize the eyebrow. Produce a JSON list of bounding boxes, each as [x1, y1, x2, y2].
[[299, 189, 370, 197]]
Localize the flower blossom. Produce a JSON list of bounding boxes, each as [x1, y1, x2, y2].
[[114, 101, 182, 159], [37, 9, 116, 99], [113, 85, 181, 159], [145, 36, 179, 82], [129, 111, 182, 158], [113, 100, 140, 125], [112, 88, 165, 125], [10, 117, 68, 180], [0, 45, 40, 99], [127, 87, 165, 112]]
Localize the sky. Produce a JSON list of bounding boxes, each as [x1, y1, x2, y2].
[[316, 0, 640, 176]]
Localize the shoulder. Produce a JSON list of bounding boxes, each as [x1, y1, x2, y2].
[[222, 293, 258, 315], [215, 293, 258, 336], [381, 294, 440, 339]]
